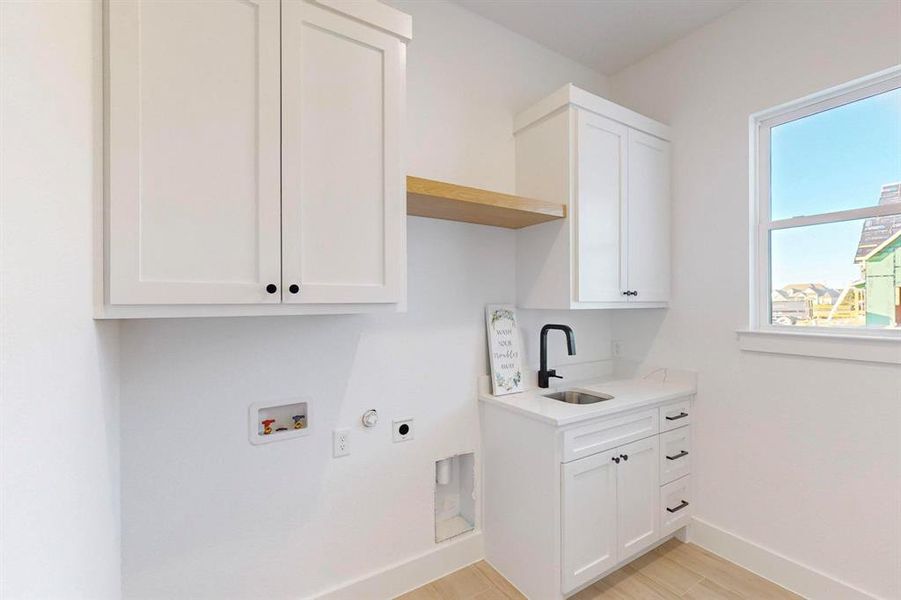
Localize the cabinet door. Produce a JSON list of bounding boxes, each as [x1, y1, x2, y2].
[[616, 436, 660, 562], [281, 1, 405, 304], [107, 0, 282, 305], [575, 111, 628, 303], [626, 130, 671, 303], [561, 448, 619, 594]]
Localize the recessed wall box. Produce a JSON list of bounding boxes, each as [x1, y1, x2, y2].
[[435, 452, 476, 543], [249, 399, 310, 445]]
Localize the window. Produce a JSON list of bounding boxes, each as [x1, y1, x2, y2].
[[752, 68, 901, 336]]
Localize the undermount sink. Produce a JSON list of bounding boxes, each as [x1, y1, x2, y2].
[[543, 390, 614, 404]]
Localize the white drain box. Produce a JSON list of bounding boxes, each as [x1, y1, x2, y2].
[[435, 452, 475, 542]]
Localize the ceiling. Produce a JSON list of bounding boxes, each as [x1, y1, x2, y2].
[[454, 0, 745, 75]]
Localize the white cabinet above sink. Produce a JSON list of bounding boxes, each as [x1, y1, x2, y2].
[[515, 84, 672, 310]]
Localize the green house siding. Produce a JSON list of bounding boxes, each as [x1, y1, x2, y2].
[[864, 241, 901, 326]]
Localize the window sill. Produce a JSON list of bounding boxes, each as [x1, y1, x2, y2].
[[737, 329, 901, 365]]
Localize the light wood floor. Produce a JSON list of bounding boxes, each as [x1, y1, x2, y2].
[[396, 539, 803, 600]]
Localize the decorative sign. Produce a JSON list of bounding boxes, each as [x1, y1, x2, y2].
[[485, 304, 524, 395]]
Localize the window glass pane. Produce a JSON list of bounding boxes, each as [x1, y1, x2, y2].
[[770, 217, 901, 329], [771, 86, 901, 221]]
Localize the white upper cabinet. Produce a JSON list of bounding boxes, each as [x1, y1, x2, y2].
[[515, 84, 672, 309], [281, 0, 405, 304], [626, 129, 671, 304], [107, 0, 282, 306], [101, 0, 410, 318], [575, 112, 628, 303]]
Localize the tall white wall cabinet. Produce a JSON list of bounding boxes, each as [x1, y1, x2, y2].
[[100, 0, 411, 318], [515, 85, 672, 309]]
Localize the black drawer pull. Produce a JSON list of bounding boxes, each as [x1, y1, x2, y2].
[[666, 450, 689, 460], [666, 500, 690, 513], [665, 412, 688, 421]]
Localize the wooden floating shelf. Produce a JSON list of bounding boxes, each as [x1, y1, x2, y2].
[[406, 176, 566, 229]]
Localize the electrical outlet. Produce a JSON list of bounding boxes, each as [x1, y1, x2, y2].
[[333, 428, 350, 457], [392, 418, 414, 443], [611, 339, 623, 358]]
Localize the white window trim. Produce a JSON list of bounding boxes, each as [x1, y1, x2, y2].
[[743, 65, 901, 362]]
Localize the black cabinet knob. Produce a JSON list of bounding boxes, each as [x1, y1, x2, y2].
[[612, 456, 621, 464], [622, 291, 630, 296], [266, 284, 277, 294], [288, 284, 300, 294], [620, 454, 629, 461]]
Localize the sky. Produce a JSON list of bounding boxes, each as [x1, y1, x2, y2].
[[769, 86, 901, 290]]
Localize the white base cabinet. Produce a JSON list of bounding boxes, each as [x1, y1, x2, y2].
[[515, 84, 672, 310], [482, 397, 693, 599], [99, 0, 411, 318], [562, 435, 660, 593], [615, 436, 661, 563], [561, 448, 619, 591]]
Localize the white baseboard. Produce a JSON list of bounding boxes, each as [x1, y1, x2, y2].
[[312, 532, 484, 600], [311, 518, 888, 600], [689, 517, 884, 600]]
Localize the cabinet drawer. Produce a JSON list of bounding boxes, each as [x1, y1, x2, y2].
[[659, 399, 691, 432], [659, 426, 691, 485], [562, 409, 658, 463], [660, 476, 692, 536]]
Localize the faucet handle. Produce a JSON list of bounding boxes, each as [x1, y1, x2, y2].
[[549, 369, 563, 380]]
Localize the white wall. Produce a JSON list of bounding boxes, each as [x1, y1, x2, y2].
[[395, 0, 608, 191], [119, 2, 610, 598], [0, 2, 121, 599], [608, 2, 901, 598]]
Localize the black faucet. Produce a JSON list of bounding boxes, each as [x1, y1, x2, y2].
[[538, 324, 576, 388]]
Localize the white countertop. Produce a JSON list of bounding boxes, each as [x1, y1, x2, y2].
[[478, 370, 696, 427]]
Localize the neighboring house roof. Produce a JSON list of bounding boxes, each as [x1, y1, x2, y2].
[[782, 284, 813, 295], [776, 283, 841, 301], [863, 229, 901, 262], [781, 283, 833, 294], [819, 289, 840, 302], [855, 183, 901, 262]]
